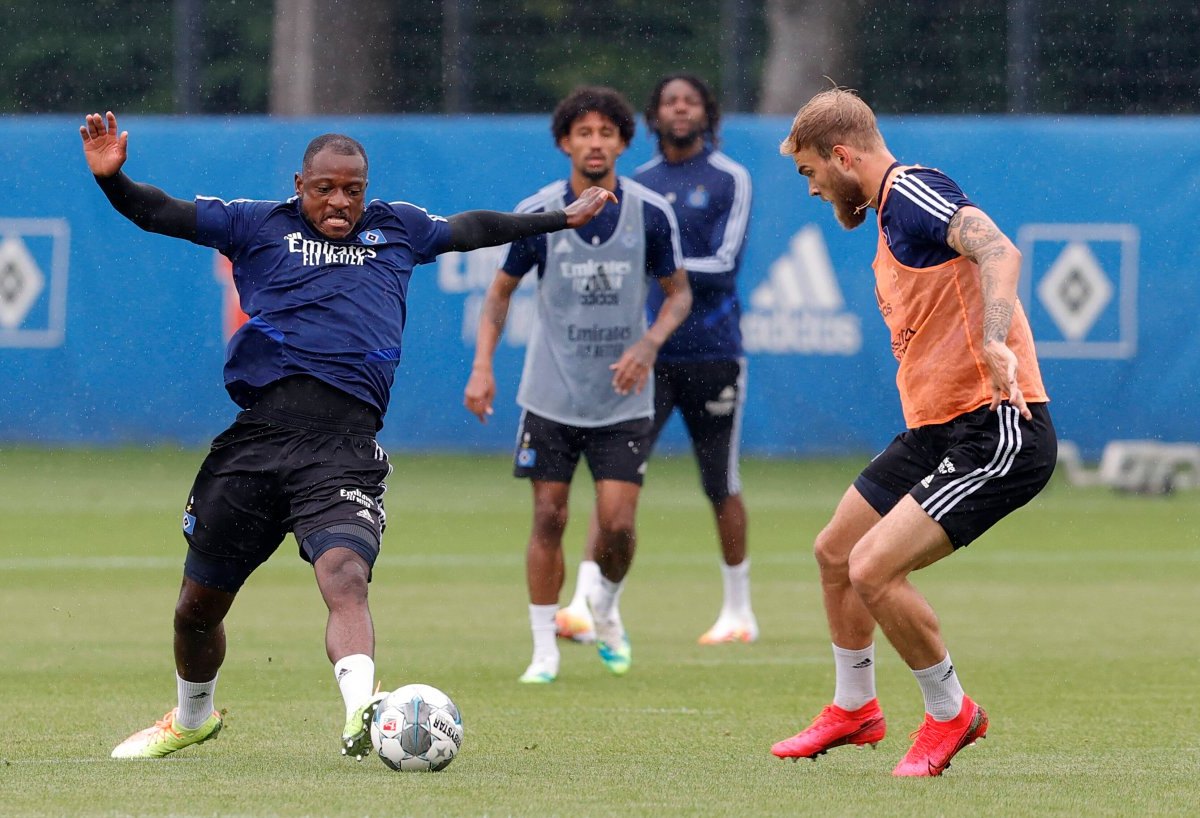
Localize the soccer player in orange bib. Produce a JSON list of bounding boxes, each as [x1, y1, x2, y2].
[[771, 88, 1057, 777]]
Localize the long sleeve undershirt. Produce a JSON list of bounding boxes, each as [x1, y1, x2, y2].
[[93, 172, 569, 252]]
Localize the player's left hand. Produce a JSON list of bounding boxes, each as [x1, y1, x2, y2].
[[563, 186, 618, 229], [983, 339, 1031, 419], [609, 339, 657, 396]]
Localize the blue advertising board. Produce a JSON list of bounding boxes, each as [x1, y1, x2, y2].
[[1, 114, 1196, 457]]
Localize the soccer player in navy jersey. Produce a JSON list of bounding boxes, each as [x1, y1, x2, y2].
[[80, 110, 614, 760], [556, 74, 757, 647], [462, 87, 691, 683], [770, 89, 1056, 776]]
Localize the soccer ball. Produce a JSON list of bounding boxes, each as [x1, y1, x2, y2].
[[370, 683, 463, 771]]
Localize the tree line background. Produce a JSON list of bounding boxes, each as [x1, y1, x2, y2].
[[2, 0, 1198, 117]]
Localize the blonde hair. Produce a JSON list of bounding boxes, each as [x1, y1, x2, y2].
[[779, 88, 885, 159]]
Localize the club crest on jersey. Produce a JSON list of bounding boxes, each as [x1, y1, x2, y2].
[[686, 186, 710, 209], [359, 229, 386, 245]]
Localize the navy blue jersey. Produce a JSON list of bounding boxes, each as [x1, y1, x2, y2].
[[876, 163, 975, 269], [501, 179, 680, 281], [634, 147, 751, 362], [194, 196, 450, 415]]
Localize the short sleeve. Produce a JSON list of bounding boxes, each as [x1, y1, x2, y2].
[[388, 202, 451, 265], [886, 168, 974, 247], [194, 197, 276, 259], [642, 199, 684, 278], [881, 168, 976, 268], [500, 234, 543, 278]]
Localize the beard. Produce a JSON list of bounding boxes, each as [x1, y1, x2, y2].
[[662, 124, 705, 151], [828, 169, 869, 230], [582, 164, 610, 182]]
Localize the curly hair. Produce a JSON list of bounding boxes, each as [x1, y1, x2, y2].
[[551, 86, 636, 145]]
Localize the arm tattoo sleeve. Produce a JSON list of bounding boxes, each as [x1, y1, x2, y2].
[[950, 211, 1007, 268], [983, 300, 1015, 344], [949, 210, 1017, 344]]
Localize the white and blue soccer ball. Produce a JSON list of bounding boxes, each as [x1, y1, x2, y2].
[[370, 683, 463, 771]]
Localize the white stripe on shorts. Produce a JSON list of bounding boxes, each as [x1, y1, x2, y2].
[[921, 404, 1023, 521], [725, 358, 748, 496]]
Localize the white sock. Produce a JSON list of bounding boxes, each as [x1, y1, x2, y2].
[[528, 604, 560, 667], [569, 560, 601, 610], [831, 643, 877, 712], [588, 574, 625, 641], [176, 672, 218, 729], [913, 653, 965, 722], [334, 653, 375, 719], [720, 558, 752, 616]]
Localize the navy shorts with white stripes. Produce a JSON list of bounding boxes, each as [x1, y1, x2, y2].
[[854, 402, 1057, 548]]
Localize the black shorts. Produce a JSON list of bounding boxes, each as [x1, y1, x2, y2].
[[854, 402, 1057, 548], [182, 384, 390, 593], [649, 358, 746, 503], [512, 410, 652, 485]]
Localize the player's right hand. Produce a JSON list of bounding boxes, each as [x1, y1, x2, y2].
[[463, 367, 496, 423], [563, 186, 618, 229], [79, 111, 128, 178], [983, 339, 1031, 420]]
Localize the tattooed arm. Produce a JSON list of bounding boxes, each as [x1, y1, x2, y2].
[[946, 206, 1031, 419]]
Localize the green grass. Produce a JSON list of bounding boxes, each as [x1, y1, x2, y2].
[[1, 447, 1198, 817]]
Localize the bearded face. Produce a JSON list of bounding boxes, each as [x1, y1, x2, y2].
[[792, 146, 874, 230], [656, 78, 708, 153], [827, 165, 869, 230]]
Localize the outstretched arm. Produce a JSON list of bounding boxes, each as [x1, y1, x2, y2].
[[609, 268, 692, 396], [445, 186, 617, 252], [80, 111, 196, 240], [946, 205, 1030, 419], [463, 271, 523, 422]]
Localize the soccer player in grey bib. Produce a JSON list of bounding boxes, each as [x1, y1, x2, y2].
[[464, 86, 691, 683], [560, 73, 758, 648]]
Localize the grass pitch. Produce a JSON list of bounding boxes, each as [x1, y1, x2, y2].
[[1, 447, 1197, 817]]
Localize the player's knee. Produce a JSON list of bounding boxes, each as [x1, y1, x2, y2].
[[596, 516, 635, 548], [846, 545, 887, 604], [305, 524, 377, 601], [315, 551, 371, 610], [319, 548, 370, 584], [813, 523, 852, 575], [174, 595, 223, 635], [531, 497, 569, 539]]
